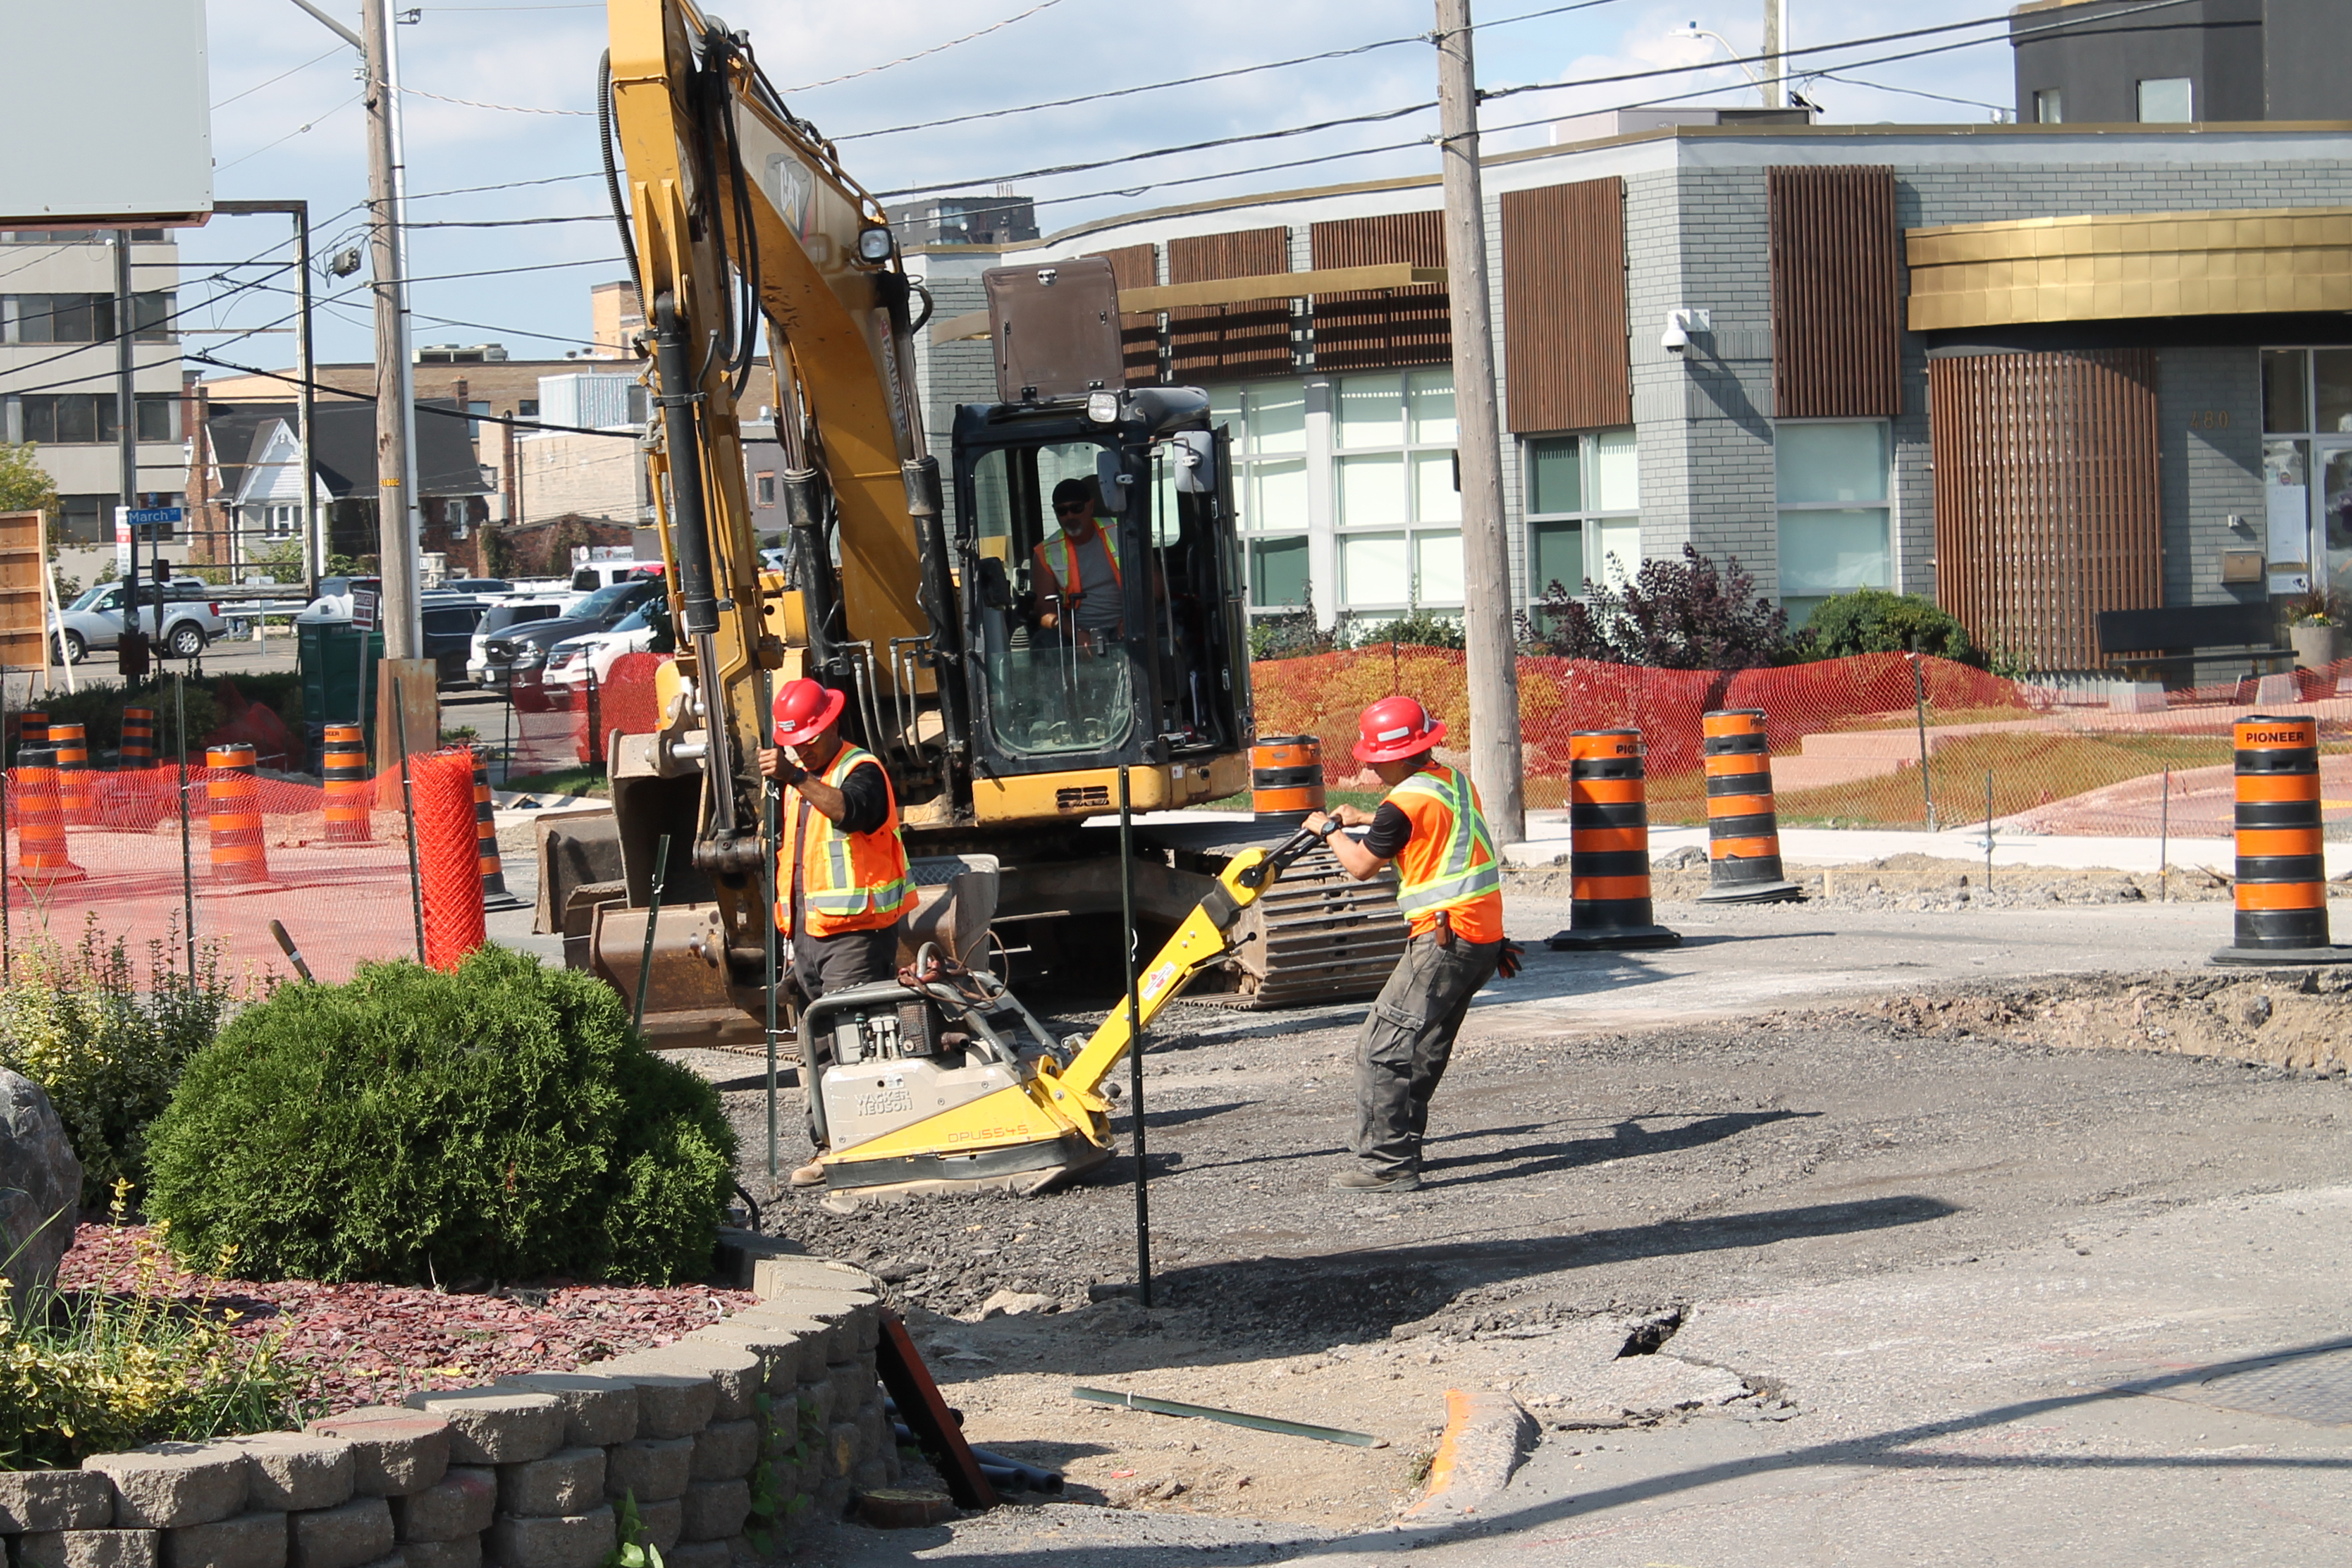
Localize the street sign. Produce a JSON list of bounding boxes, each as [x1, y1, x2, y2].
[[351, 587, 379, 631], [115, 515, 132, 573], [124, 507, 183, 526]]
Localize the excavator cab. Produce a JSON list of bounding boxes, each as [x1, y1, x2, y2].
[[951, 391, 1250, 789]]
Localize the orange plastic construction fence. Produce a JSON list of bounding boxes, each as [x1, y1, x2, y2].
[[411, 747, 486, 972]]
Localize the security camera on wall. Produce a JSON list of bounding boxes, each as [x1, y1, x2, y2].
[[1662, 308, 1711, 355]]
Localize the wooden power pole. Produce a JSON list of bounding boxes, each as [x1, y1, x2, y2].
[[1434, 0, 1525, 843], [361, 0, 420, 660]]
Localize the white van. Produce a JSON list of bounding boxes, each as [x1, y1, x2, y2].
[[568, 560, 661, 594]]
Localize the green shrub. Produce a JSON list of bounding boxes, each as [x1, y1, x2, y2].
[[0, 922, 235, 1204], [143, 945, 736, 1286], [1248, 611, 1339, 662], [1795, 587, 1982, 667], [1348, 609, 1464, 651]]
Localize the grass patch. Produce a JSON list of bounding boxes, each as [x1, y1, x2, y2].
[[502, 765, 608, 798]]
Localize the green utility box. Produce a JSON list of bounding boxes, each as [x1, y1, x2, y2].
[[298, 619, 384, 772]]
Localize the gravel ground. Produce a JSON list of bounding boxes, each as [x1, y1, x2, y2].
[[689, 948, 2352, 1532]]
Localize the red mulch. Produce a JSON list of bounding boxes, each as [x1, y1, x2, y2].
[[57, 1224, 758, 1418]]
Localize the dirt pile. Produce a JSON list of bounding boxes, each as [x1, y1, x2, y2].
[[1833, 969, 2352, 1074]]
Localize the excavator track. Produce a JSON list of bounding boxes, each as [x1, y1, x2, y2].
[[1227, 839, 1408, 1008]]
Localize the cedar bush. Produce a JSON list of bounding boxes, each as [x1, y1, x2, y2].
[[1795, 587, 1981, 667], [142, 944, 735, 1286]]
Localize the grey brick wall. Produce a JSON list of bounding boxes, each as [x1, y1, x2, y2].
[[2157, 346, 2266, 607]]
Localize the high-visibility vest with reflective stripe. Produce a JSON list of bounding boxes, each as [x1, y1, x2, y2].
[[1034, 524, 1123, 604], [1385, 763, 1503, 940], [774, 744, 917, 938]]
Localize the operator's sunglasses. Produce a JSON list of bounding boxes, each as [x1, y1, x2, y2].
[[1053, 500, 1090, 515]]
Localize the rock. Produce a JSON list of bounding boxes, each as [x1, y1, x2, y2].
[[977, 1289, 1056, 1319], [601, 1438, 693, 1505], [161, 1511, 286, 1568], [303, 1411, 451, 1499], [605, 1344, 760, 1422], [487, 1376, 637, 1450], [225, 1435, 355, 1514], [483, 1506, 613, 1568], [88, 1444, 253, 1530], [687, 1420, 759, 1484], [0, 1470, 117, 1532], [0, 1068, 82, 1305], [493, 1450, 604, 1521], [674, 1481, 748, 1544], [386, 1469, 495, 1544], [285, 1498, 393, 1568], [18, 1531, 161, 1568], [400, 1392, 565, 1467]]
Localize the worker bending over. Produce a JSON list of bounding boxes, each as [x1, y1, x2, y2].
[[1031, 477, 1127, 653], [1305, 697, 1507, 1193], [759, 677, 917, 1188]]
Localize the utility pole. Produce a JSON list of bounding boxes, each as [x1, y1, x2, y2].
[[362, 0, 420, 658], [115, 230, 149, 680], [1434, 0, 1524, 843], [1762, 0, 1789, 109], [215, 200, 320, 601]]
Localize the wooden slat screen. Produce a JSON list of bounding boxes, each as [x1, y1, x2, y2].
[[1308, 213, 1450, 373], [1500, 178, 1628, 433], [1166, 227, 1293, 383], [1081, 243, 1161, 386], [1769, 166, 1901, 418], [1928, 347, 2162, 671]]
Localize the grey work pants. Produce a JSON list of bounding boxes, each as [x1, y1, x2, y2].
[[1354, 930, 1502, 1179], [791, 923, 902, 1150]]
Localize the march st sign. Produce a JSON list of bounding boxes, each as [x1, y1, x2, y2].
[[113, 505, 182, 571]]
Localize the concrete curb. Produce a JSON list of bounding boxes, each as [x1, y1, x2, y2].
[[1401, 1390, 1537, 1520]]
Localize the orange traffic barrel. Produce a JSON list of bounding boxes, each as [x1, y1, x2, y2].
[[205, 743, 272, 887], [323, 723, 372, 844], [11, 747, 87, 886], [119, 706, 156, 767], [18, 711, 48, 752], [471, 750, 524, 910], [49, 721, 91, 822], [1696, 710, 1802, 904], [2212, 715, 2346, 965], [1547, 729, 1680, 951], [1251, 735, 1326, 817]]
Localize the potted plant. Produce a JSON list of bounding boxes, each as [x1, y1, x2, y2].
[[2284, 592, 2345, 671]]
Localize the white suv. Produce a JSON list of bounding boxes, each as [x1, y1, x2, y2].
[[51, 580, 229, 663]]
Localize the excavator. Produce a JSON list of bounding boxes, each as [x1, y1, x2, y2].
[[538, 0, 1405, 1071]]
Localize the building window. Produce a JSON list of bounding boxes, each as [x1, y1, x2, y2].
[[2136, 77, 2192, 123], [2258, 347, 2352, 600], [263, 504, 298, 541], [1522, 428, 1639, 611], [17, 393, 176, 444], [1209, 379, 1314, 612], [58, 495, 108, 544], [1776, 420, 1891, 625], [2, 292, 173, 344], [755, 472, 776, 508], [2033, 88, 2062, 124], [1333, 367, 1460, 612]]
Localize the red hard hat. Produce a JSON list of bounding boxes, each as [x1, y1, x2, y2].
[[772, 678, 846, 744], [1353, 695, 1445, 764]]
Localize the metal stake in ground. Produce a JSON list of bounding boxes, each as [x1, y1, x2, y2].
[[269, 919, 317, 983], [1910, 638, 1936, 831], [2160, 766, 2171, 902], [634, 833, 672, 1035], [762, 784, 780, 1184], [176, 672, 195, 984], [394, 695, 426, 964], [1985, 770, 1994, 892], [1118, 765, 1152, 1309]]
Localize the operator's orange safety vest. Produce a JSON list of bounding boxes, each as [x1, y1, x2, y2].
[[1033, 523, 1123, 606], [774, 744, 917, 938], [1385, 762, 1504, 945]]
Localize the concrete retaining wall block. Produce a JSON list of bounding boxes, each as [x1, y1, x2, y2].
[[398, 1396, 565, 1468], [609, 1347, 759, 1422], [673, 1483, 747, 1546], [395, 1540, 478, 1568], [483, 1379, 635, 1451], [300, 1413, 450, 1499], [491, 1451, 602, 1522], [599, 1438, 692, 1506], [225, 1439, 353, 1516], [482, 1505, 613, 1568], [0, 1474, 117, 1534], [285, 1498, 393, 1568], [159, 1511, 285, 1568], [88, 1446, 252, 1531], [588, 1371, 714, 1442], [386, 1471, 494, 1547], [685, 1422, 757, 1484], [18, 1531, 161, 1568]]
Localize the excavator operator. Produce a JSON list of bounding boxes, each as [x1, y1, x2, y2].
[[1031, 477, 1129, 655], [760, 678, 918, 1186]]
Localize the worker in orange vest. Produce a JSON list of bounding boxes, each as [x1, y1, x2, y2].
[[760, 677, 918, 1186], [1032, 477, 1141, 654], [1305, 696, 1515, 1193]]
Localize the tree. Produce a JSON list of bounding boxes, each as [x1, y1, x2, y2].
[[1526, 544, 1789, 670], [1, 442, 61, 552]]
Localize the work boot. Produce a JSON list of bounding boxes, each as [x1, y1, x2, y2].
[[1330, 1167, 1420, 1193], [788, 1157, 827, 1189]]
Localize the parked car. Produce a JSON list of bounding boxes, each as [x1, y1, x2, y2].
[[51, 579, 229, 663], [567, 560, 662, 595], [466, 597, 571, 686], [481, 577, 665, 705], [422, 600, 490, 687], [542, 605, 660, 707], [440, 578, 512, 596]]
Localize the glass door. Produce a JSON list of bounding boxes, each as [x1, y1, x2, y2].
[[2322, 443, 2352, 604]]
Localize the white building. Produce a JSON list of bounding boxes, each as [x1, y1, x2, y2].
[[0, 230, 186, 553]]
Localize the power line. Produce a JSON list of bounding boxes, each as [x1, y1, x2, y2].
[[403, 255, 629, 285], [1810, 73, 2012, 116], [213, 45, 347, 111], [393, 83, 592, 117], [216, 94, 362, 173], [187, 352, 642, 438], [406, 172, 605, 202], [400, 214, 612, 229], [786, 0, 1070, 93]]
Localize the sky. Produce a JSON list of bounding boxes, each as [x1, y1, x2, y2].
[[181, 0, 2023, 371]]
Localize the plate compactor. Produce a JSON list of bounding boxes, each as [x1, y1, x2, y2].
[[808, 829, 1324, 1196]]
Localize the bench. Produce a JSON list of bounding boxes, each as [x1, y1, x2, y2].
[[2095, 602, 2293, 684]]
